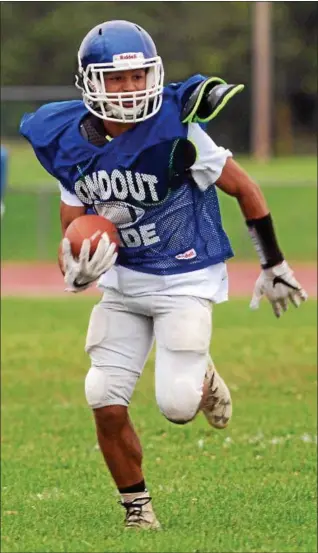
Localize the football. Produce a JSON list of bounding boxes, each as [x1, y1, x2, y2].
[[64, 214, 120, 258]]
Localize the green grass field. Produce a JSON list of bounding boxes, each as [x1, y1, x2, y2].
[[1, 141, 317, 262], [2, 185, 317, 262], [3, 140, 317, 190], [1, 297, 317, 553]]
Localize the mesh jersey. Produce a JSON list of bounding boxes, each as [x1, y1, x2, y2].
[[20, 76, 234, 275]]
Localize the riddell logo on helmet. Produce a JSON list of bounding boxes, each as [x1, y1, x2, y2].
[[120, 54, 137, 59], [113, 52, 144, 62]]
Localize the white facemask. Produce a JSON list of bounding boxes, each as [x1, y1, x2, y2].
[[76, 52, 164, 123]]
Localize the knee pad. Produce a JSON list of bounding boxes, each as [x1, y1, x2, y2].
[[85, 366, 110, 409], [85, 366, 129, 409], [156, 375, 202, 424]]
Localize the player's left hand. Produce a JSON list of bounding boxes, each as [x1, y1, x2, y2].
[[250, 260, 308, 318]]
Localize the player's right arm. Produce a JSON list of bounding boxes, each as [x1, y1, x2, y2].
[[60, 201, 86, 235], [59, 199, 117, 293], [58, 201, 86, 274]]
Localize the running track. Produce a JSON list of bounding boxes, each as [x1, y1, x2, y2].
[[1, 262, 316, 297]]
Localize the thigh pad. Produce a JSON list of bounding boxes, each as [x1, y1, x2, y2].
[[85, 304, 108, 354], [156, 298, 211, 353]]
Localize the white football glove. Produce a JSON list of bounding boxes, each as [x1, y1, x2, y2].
[[250, 260, 308, 318], [62, 233, 118, 293]]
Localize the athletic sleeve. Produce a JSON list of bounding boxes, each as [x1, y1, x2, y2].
[[188, 123, 232, 190], [58, 181, 84, 207]]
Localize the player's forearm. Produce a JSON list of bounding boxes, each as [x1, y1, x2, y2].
[[235, 183, 269, 220], [216, 157, 269, 219], [60, 201, 86, 235], [216, 158, 284, 268], [58, 242, 65, 276], [59, 202, 85, 275]]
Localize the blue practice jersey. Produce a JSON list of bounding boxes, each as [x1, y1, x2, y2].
[[20, 75, 233, 275]]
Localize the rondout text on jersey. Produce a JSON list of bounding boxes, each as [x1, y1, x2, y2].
[[74, 169, 162, 248], [75, 169, 160, 205]]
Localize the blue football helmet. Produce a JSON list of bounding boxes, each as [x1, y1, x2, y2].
[[76, 20, 164, 123]]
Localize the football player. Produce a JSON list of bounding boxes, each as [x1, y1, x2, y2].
[[20, 20, 307, 529]]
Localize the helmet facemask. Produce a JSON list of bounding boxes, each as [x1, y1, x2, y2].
[[76, 54, 164, 123]]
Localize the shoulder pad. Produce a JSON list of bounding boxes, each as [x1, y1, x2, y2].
[[164, 74, 207, 107], [19, 101, 94, 181], [181, 77, 244, 123], [20, 101, 86, 147]]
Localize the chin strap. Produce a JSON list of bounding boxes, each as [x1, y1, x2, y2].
[[181, 77, 245, 124]]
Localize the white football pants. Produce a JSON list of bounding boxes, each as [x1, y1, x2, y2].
[[84, 289, 212, 423]]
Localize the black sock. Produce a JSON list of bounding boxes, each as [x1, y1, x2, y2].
[[118, 479, 146, 494]]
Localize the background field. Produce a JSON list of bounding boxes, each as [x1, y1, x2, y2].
[[4, 141, 317, 189], [1, 297, 317, 553], [1, 141, 317, 262]]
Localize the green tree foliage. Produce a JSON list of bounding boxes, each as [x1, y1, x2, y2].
[[1, 1, 253, 85], [1, 1, 316, 90], [273, 2, 317, 96], [1, 2, 316, 151]]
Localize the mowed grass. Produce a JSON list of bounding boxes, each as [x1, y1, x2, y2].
[[1, 185, 317, 262], [1, 297, 317, 553], [3, 140, 317, 189]]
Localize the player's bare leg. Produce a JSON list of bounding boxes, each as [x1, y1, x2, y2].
[[200, 356, 232, 429], [94, 406, 143, 486], [93, 405, 160, 529]]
